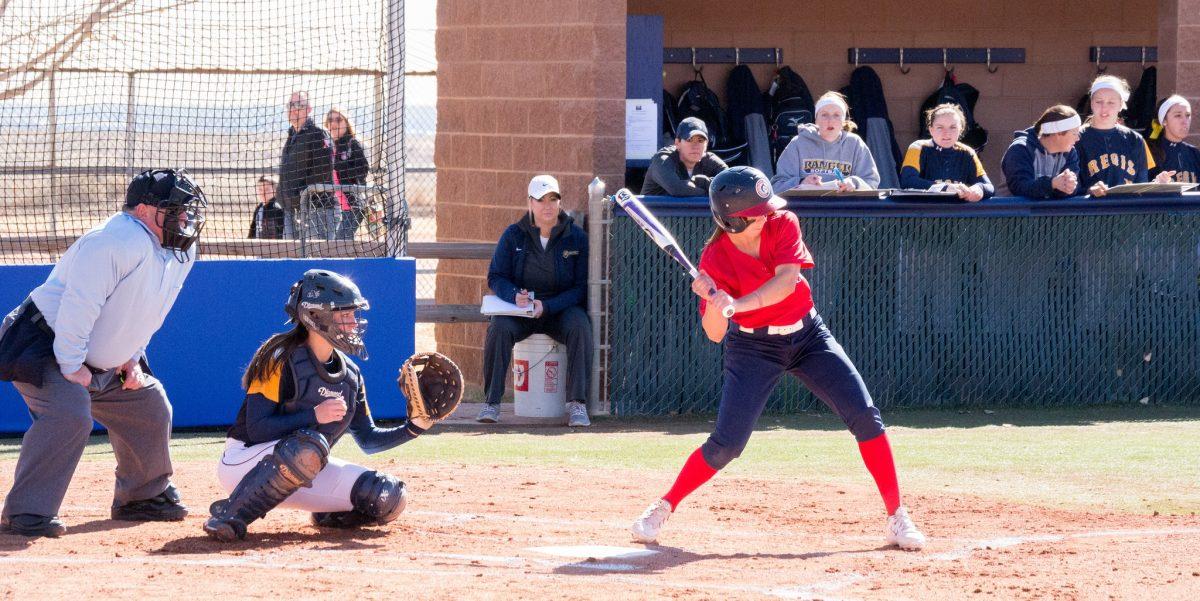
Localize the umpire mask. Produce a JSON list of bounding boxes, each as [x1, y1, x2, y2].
[[285, 269, 371, 359], [125, 168, 208, 262]]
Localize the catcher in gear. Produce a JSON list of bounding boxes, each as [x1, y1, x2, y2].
[[203, 269, 462, 542]]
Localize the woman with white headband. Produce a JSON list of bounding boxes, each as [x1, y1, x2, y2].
[[1000, 105, 1082, 199], [771, 91, 881, 193], [1148, 95, 1198, 184], [1076, 75, 1170, 196]]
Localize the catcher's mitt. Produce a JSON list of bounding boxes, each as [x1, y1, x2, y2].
[[398, 352, 463, 422]]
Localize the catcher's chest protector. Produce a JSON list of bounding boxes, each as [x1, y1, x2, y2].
[[285, 347, 362, 442]]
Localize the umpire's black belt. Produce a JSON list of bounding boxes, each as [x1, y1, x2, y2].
[[736, 308, 818, 337]]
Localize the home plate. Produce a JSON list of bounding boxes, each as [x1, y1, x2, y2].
[[527, 545, 659, 560]]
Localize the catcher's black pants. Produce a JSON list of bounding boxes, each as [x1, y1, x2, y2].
[[482, 306, 592, 405]]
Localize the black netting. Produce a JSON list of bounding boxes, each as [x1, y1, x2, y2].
[[609, 209, 1200, 414], [0, 1, 425, 263]]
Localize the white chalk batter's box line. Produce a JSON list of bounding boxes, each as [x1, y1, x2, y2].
[[0, 552, 870, 601], [57, 503, 1200, 547], [11, 508, 1200, 600]]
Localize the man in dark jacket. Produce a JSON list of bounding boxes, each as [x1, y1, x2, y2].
[[478, 175, 592, 427], [279, 91, 334, 239], [640, 117, 728, 196], [248, 175, 285, 239]]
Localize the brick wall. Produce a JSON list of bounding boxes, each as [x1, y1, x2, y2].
[[1158, 0, 1200, 146], [435, 0, 625, 388], [632, 0, 1161, 188]]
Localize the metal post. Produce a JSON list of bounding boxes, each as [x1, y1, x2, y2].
[[299, 186, 311, 258], [383, 0, 406, 257], [126, 72, 136, 179], [587, 177, 611, 415], [48, 71, 58, 235]]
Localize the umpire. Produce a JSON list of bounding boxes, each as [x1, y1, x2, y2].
[[0, 169, 207, 537]]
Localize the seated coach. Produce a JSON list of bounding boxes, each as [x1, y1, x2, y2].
[[476, 175, 592, 428]]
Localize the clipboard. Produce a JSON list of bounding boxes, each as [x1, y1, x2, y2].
[[1096, 182, 1198, 196], [780, 188, 884, 198], [884, 188, 962, 199]]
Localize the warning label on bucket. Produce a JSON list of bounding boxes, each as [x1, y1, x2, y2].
[[514, 359, 529, 392], [544, 361, 559, 393]]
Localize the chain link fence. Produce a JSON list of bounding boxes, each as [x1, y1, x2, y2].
[[608, 202, 1200, 414], [0, 0, 437, 294]]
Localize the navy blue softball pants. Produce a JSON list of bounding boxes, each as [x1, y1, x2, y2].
[[701, 312, 885, 470]]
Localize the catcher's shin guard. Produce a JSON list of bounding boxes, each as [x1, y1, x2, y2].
[[311, 470, 406, 529], [204, 429, 330, 541]]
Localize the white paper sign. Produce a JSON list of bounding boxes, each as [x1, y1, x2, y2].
[[625, 99, 658, 160]]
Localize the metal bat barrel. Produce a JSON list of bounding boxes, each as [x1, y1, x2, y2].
[[613, 189, 735, 319]]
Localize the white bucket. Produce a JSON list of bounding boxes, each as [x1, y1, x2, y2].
[[512, 333, 567, 418]]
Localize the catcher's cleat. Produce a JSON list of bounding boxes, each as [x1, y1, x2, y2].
[[1, 514, 67, 538], [203, 516, 247, 542], [630, 498, 672, 544], [311, 509, 377, 529], [111, 485, 188, 521], [886, 506, 926, 551]]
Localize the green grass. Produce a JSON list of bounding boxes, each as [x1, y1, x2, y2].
[[2, 405, 1197, 514]]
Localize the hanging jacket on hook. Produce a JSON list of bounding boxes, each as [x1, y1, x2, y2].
[[841, 66, 903, 187]]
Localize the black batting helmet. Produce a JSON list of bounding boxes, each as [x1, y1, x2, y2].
[[708, 166, 785, 234], [285, 270, 371, 359]]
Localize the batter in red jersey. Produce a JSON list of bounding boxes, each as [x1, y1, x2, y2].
[[629, 166, 926, 551]]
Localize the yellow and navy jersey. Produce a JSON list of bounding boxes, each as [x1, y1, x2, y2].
[[899, 140, 995, 197], [227, 346, 366, 445], [1075, 124, 1155, 192], [227, 345, 423, 453], [1150, 138, 1200, 184]]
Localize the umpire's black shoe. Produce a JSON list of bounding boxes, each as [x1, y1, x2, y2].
[[111, 484, 189, 521], [1, 514, 67, 538]]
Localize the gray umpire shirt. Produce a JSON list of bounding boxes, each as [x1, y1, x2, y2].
[[29, 212, 195, 374]]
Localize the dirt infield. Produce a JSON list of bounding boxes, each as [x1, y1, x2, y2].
[[1, 457, 1197, 600]]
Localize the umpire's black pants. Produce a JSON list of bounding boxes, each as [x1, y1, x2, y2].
[[482, 306, 592, 405]]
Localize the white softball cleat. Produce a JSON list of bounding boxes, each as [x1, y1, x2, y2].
[[630, 498, 673, 543], [886, 506, 926, 551]]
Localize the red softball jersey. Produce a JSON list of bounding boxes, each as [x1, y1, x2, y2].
[[697, 210, 816, 329]]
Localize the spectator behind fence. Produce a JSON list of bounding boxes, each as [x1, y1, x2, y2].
[[900, 103, 995, 202], [640, 117, 728, 197], [1075, 75, 1173, 197], [248, 175, 285, 239], [771, 91, 881, 192], [1000, 105, 1082, 199], [279, 91, 336, 239], [1148, 95, 1200, 184], [326, 107, 369, 241], [476, 175, 592, 428], [0, 169, 206, 538]]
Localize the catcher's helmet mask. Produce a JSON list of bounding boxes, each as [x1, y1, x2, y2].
[[708, 166, 786, 234], [125, 168, 208, 262], [286, 270, 371, 359]]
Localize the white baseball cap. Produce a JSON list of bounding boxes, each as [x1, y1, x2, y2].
[[528, 174, 560, 200]]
